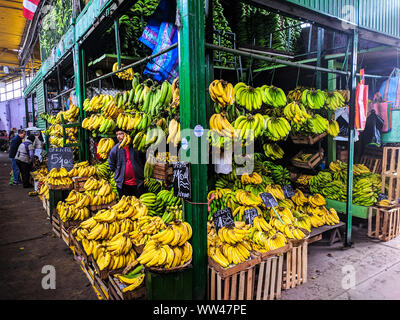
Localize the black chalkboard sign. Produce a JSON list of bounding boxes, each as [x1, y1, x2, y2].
[[259, 192, 278, 208], [244, 208, 259, 225], [48, 147, 74, 171], [172, 162, 191, 200], [212, 207, 235, 233], [283, 184, 295, 198]]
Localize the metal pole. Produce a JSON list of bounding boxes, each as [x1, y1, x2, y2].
[[327, 59, 337, 163], [114, 18, 122, 69], [31, 95, 35, 127], [178, 0, 207, 300], [316, 27, 324, 89], [345, 28, 358, 247]]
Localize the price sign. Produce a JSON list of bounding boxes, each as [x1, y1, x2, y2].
[[244, 208, 259, 225], [259, 192, 278, 208], [378, 193, 388, 202], [283, 184, 295, 198], [172, 162, 191, 200], [47, 147, 73, 171], [212, 207, 235, 233]]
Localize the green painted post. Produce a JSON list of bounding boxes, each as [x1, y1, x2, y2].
[[177, 0, 208, 300], [31, 95, 35, 127], [80, 48, 88, 161], [345, 29, 358, 247], [316, 27, 324, 89], [328, 59, 337, 163], [114, 18, 121, 69], [24, 97, 29, 128]]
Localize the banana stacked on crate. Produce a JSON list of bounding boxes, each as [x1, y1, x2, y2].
[[68, 161, 97, 178], [57, 190, 91, 222], [47, 168, 73, 186]]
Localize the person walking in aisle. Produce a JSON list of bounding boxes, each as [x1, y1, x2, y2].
[[8, 129, 25, 185], [108, 128, 146, 198], [14, 134, 36, 188]]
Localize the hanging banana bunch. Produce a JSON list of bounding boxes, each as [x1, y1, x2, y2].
[[233, 82, 264, 111]]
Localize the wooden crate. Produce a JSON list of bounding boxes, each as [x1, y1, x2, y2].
[[368, 207, 400, 242], [51, 214, 61, 238], [72, 176, 89, 192], [89, 255, 125, 281], [89, 201, 117, 213], [207, 255, 261, 300], [282, 241, 308, 290], [152, 163, 173, 184], [290, 132, 327, 145], [108, 274, 146, 300], [291, 150, 323, 170], [43, 198, 50, 218], [253, 255, 284, 300], [381, 147, 400, 202], [48, 183, 74, 191]]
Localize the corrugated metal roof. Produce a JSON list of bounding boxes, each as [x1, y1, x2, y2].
[[287, 0, 400, 39]]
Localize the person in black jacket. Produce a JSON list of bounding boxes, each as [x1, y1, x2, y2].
[[9, 129, 25, 185], [108, 128, 146, 198]]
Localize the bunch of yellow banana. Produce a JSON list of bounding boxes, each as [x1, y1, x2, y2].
[[82, 114, 106, 131], [102, 99, 122, 119], [308, 194, 326, 207], [291, 189, 309, 206], [301, 89, 326, 109], [209, 79, 235, 107], [293, 153, 314, 163], [234, 82, 264, 111], [91, 187, 117, 206], [128, 230, 151, 246], [308, 212, 326, 228], [47, 168, 73, 186], [57, 202, 90, 222], [217, 226, 252, 245], [97, 138, 115, 159], [232, 206, 262, 221], [250, 229, 287, 253], [84, 220, 119, 241], [84, 94, 114, 112], [116, 113, 138, 131], [39, 183, 49, 200], [325, 91, 346, 110], [377, 199, 392, 207], [94, 245, 137, 271], [287, 87, 305, 102], [322, 208, 340, 225], [233, 113, 264, 139], [171, 77, 180, 109], [167, 118, 180, 147], [284, 224, 307, 240], [235, 190, 262, 206], [337, 89, 351, 102], [353, 163, 370, 176], [117, 272, 145, 293], [46, 124, 63, 137], [263, 143, 284, 160], [104, 232, 134, 256], [112, 62, 134, 80], [327, 120, 340, 137], [63, 104, 80, 122], [241, 172, 262, 185], [253, 215, 273, 232], [118, 132, 131, 149], [48, 167, 69, 178], [270, 206, 294, 222], [307, 114, 329, 135], [283, 101, 311, 124], [264, 184, 285, 201], [219, 241, 252, 265], [137, 239, 192, 268], [151, 220, 192, 246], [136, 216, 165, 235], [296, 174, 313, 186], [293, 214, 312, 232], [209, 113, 235, 138], [64, 190, 91, 207], [76, 165, 97, 178], [264, 116, 291, 141], [262, 85, 287, 108]]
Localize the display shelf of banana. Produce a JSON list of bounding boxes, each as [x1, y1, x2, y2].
[[234, 82, 264, 111], [209, 79, 235, 107], [262, 85, 287, 108], [97, 138, 115, 159], [47, 168, 73, 186]]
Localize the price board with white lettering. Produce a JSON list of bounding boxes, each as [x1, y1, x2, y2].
[[212, 207, 235, 233], [283, 184, 295, 198], [259, 192, 278, 208], [47, 147, 74, 171], [244, 208, 259, 225], [172, 162, 191, 200]]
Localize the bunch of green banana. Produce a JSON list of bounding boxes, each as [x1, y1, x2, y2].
[[139, 193, 165, 216], [263, 161, 291, 185], [309, 172, 332, 194], [301, 89, 326, 109], [264, 116, 291, 141], [262, 85, 287, 108], [233, 113, 264, 140], [353, 177, 378, 206], [132, 82, 151, 108], [263, 143, 284, 160], [234, 82, 264, 111], [321, 180, 347, 201], [325, 91, 346, 110], [283, 101, 311, 124], [161, 204, 183, 224], [220, 104, 243, 123], [144, 178, 163, 194], [156, 189, 182, 208], [326, 120, 340, 137], [307, 114, 329, 135], [142, 81, 173, 117]]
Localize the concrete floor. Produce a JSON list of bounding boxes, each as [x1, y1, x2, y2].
[[1, 151, 400, 300]]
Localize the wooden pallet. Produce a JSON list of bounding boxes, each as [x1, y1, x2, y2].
[[72, 176, 89, 192], [254, 255, 284, 300], [368, 206, 400, 242], [290, 132, 327, 145], [51, 214, 61, 238], [282, 241, 308, 290], [381, 147, 400, 202], [108, 274, 146, 300], [360, 155, 382, 174], [152, 163, 173, 184], [252, 243, 292, 261], [48, 183, 74, 191]]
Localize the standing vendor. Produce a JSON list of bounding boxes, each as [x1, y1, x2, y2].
[[14, 134, 36, 188], [108, 128, 146, 198]]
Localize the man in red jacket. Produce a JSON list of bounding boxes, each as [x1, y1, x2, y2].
[[108, 128, 146, 198]]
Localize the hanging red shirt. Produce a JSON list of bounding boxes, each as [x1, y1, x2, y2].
[[124, 147, 137, 186]]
